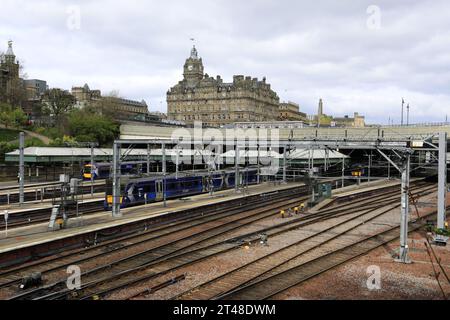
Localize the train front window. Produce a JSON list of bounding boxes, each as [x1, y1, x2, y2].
[[84, 166, 92, 173], [105, 179, 113, 195]]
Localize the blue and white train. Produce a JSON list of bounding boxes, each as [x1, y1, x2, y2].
[[82, 161, 158, 180], [104, 168, 259, 210]]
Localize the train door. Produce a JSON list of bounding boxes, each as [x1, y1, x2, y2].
[[202, 176, 208, 192], [155, 180, 163, 201]]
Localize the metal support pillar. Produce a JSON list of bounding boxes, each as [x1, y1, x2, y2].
[[175, 145, 179, 179], [307, 148, 310, 170], [388, 156, 391, 179], [283, 146, 287, 183], [147, 144, 151, 174], [90, 144, 94, 196], [341, 156, 345, 188], [112, 142, 121, 217], [434, 132, 448, 244], [19, 132, 24, 206], [162, 143, 167, 207], [235, 145, 239, 192], [368, 152, 372, 182], [396, 153, 411, 263], [257, 145, 260, 184]]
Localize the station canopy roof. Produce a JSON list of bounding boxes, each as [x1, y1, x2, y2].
[[6, 147, 348, 163], [219, 148, 348, 160], [287, 149, 349, 160], [219, 150, 281, 159], [5, 147, 212, 163]]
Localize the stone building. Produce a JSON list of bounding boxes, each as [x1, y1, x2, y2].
[[71, 83, 101, 107], [233, 121, 305, 129], [278, 101, 307, 121], [314, 98, 366, 128], [318, 98, 323, 117], [24, 79, 48, 100], [333, 112, 365, 128], [71, 83, 150, 122], [0, 40, 21, 105], [167, 46, 280, 127], [21, 79, 48, 119]]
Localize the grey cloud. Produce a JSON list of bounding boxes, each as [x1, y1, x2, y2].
[[1, 0, 449, 124]]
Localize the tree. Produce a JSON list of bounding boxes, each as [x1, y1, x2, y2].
[[67, 107, 119, 146], [0, 103, 27, 128], [43, 88, 76, 119]]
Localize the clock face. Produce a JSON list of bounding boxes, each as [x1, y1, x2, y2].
[[188, 65, 193, 71]]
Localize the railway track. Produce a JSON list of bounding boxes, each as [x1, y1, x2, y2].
[[2, 181, 436, 300], [170, 185, 438, 300], [47, 185, 436, 299], [0, 199, 104, 229], [217, 211, 441, 300], [0, 186, 308, 295], [8, 194, 311, 300]]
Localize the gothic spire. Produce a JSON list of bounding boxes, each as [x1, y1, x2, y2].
[[4, 40, 15, 63], [6, 40, 14, 57]]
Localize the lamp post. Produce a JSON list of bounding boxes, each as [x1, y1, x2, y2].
[[406, 104, 410, 126], [401, 98, 405, 126]]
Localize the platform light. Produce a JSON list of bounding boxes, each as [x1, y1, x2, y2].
[[411, 141, 424, 148]]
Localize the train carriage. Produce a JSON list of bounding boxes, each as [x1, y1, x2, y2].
[[104, 168, 259, 210], [83, 161, 157, 180]]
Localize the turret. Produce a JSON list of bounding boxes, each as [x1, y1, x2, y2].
[[4, 40, 16, 64]]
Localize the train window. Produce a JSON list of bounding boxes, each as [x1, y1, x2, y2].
[[166, 182, 175, 190], [143, 183, 155, 193], [105, 179, 113, 194]]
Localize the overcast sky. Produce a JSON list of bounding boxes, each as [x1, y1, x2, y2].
[[1, 0, 449, 124]]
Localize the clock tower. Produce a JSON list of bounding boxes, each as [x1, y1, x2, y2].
[[183, 45, 204, 87]]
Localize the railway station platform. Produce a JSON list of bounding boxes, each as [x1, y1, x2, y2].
[[0, 180, 106, 207], [0, 193, 104, 213], [0, 180, 105, 195], [309, 178, 424, 212], [0, 178, 405, 267], [0, 180, 59, 190], [0, 182, 307, 261]]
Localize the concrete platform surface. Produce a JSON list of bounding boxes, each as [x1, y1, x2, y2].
[[0, 181, 306, 255]]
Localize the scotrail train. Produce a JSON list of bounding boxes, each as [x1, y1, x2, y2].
[[82, 161, 158, 180], [104, 168, 259, 210]]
